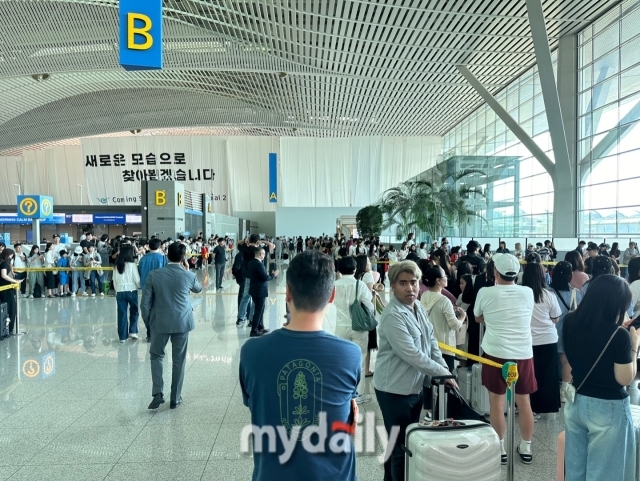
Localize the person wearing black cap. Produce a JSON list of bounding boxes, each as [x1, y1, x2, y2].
[[454, 240, 487, 275], [598, 243, 611, 257], [584, 243, 599, 275]]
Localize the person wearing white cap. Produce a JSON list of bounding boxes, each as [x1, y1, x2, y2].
[[473, 253, 537, 466], [70, 246, 86, 297]]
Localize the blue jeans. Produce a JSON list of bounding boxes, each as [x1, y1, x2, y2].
[[237, 278, 254, 321], [116, 291, 139, 341], [215, 264, 225, 289], [564, 394, 636, 481], [71, 271, 84, 294]]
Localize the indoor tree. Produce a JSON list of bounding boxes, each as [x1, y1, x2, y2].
[[378, 166, 486, 241], [356, 205, 383, 238]]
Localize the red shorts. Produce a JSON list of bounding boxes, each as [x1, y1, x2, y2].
[[481, 354, 537, 395]]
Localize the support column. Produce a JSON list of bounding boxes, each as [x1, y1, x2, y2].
[[31, 219, 40, 246], [526, 0, 575, 237], [555, 35, 579, 236]]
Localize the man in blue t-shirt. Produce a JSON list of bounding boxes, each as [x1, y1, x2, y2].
[[240, 250, 361, 481]]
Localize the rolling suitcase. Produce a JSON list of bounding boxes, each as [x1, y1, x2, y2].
[[0, 303, 9, 340], [456, 366, 472, 402], [404, 376, 501, 481]]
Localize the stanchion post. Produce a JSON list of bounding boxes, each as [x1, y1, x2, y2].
[[503, 361, 519, 481], [14, 284, 25, 336]]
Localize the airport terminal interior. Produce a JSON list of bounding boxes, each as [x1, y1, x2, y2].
[[2, 0, 640, 480]]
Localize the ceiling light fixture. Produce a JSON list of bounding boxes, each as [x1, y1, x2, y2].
[[31, 74, 50, 82], [279, 72, 288, 79], [129, 129, 142, 134]]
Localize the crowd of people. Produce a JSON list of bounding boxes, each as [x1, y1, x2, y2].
[[2, 228, 640, 479]]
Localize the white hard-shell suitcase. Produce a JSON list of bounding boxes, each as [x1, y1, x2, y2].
[[404, 378, 501, 481], [456, 366, 472, 403]]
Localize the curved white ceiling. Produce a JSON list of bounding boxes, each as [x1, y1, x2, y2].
[[0, 0, 619, 153]]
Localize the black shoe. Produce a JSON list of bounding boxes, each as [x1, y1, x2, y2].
[[170, 397, 183, 409], [249, 330, 265, 337], [501, 453, 508, 465], [236, 318, 244, 326], [259, 328, 270, 334], [148, 394, 165, 410]]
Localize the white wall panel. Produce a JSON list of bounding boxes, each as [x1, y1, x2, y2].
[[281, 136, 441, 207]]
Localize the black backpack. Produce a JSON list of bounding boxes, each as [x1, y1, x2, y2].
[[231, 253, 245, 279]]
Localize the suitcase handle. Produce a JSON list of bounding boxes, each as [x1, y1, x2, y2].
[[431, 375, 455, 382], [401, 444, 412, 457]]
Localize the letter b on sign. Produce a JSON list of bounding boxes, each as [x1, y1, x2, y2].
[[155, 191, 166, 206], [128, 13, 153, 50]]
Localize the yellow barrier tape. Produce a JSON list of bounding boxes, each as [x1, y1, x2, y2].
[[0, 283, 20, 293], [437, 342, 504, 369], [14, 267, 113, 272]]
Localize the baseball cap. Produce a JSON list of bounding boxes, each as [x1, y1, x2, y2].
[[586, 242, 599, 251], [492, 253, 520, 277]]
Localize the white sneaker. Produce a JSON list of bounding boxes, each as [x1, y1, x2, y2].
[[355, 394, 371, 404], [100, 292, 104, 297], [129, 333, 139, 339], [71, 293, 76, 298], [82, 292, 88, 297], [29, 295, 34, 299], [91, 293, 96, 297]]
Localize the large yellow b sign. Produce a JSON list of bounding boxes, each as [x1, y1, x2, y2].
[[128, 13, 153, 50], [155, 191, 166, 206]]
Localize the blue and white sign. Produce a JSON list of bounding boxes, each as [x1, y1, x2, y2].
[[119, 0, 163, 70], [269, 153, 277, 203], [0, 213, 65, 225], [93, 214, 126, 225], [17, 195, 54, 219]]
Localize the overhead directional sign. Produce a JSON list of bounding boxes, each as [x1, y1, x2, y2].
[[119, 0, 163, 70], [17, 196, 54, 219]]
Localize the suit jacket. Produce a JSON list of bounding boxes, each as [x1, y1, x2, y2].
[[247, 258, 274, 298], [141, 263, 202, 334]]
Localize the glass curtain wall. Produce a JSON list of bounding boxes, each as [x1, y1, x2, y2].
[[578, 0, 640, 235], [440, 55, 557, 237]]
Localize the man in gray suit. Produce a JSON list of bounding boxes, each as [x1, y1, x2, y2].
[[141, 242, 205, 410]]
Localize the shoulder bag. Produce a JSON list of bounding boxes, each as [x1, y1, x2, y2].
[[350, 281, 378, 332], [554, 288, 577, 312], [565, 327, 621, 403]]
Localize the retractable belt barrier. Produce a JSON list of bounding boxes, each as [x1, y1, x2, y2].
[[437, 342, 503, 369], [0, 284, 20, 293]]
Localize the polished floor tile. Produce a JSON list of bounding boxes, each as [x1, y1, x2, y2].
[[0, 267, 610, 479]]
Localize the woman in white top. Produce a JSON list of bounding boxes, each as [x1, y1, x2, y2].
[[522, 262, 561, 415], [398, 242, 408, 261], [355, 254, 377, 377], [387, 247, 398, 263], [113, 245, 141, 343], [334, 256, 375, 404], [627, 257, 640, 319], [420, 266, 465, 371], [417, 242, 429, 259], [513, 243, 524, 260], [43, 242, 58, 298]]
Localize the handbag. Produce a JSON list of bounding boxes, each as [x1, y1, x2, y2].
[[554, 288, 577, 312], [565, 327, 621, 403], [350, 281, 378, 332]]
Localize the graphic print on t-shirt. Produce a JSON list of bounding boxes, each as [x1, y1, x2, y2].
[[278, 359, 323, 440]]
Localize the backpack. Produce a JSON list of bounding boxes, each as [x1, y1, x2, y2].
[[232, 252, 244, 279]]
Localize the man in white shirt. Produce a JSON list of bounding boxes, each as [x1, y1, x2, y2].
[[333, 256, 374, 404], [474, 253, 536, 466]]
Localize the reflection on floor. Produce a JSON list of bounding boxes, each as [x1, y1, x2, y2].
[[1, 267, 637, 480]]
